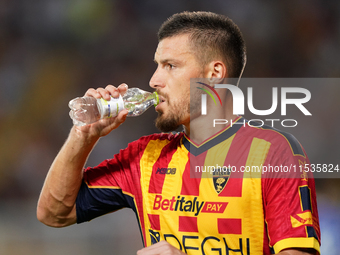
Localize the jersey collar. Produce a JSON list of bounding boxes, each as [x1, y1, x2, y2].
[[182, 116, 244, 156]]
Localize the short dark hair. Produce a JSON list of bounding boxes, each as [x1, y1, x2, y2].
[[158, 11, 246, 78]]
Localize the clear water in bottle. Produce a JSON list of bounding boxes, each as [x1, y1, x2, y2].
[[123, 88, 159, 116], [69, 88, 159, 126]]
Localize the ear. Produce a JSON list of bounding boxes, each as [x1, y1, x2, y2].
[[205, 61, 227, 84]]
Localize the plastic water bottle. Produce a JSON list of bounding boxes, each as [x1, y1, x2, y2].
[[68, 88, 159, 126]]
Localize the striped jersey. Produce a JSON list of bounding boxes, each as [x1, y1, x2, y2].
[[76, 117, 320, 254]]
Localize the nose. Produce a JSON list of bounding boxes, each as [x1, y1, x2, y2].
[[149, 66, 164, 89]]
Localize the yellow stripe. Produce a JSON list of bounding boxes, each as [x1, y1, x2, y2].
[[251, 125, 306, 158], [139, 138, 171, 246], [242, 137, 271, 254], [197, 134, 234, 242], [85, 178, 137, 198], [200, 134, 234, 179], [273, 237, 320, 253], [157, 144, 188, 246]]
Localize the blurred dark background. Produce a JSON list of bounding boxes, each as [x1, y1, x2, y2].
[[0, 0, 339, 254]]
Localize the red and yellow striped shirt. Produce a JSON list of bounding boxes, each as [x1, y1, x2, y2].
[[76, 117, 320, 254]]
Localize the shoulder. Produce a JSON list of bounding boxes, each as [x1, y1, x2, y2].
[[125, 132, 184, 152], [240, 122, 306, 157], [135, 132, 184, 144]]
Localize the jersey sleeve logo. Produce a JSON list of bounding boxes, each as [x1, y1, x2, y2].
[[290, 212, 313, 228]]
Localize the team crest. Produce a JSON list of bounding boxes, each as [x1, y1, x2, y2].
[[212, 168, 231, 194]]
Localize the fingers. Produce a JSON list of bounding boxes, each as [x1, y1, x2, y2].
[[84, 83, 129, 100], [106, 83, 128, 97], [93, 108, 128, 137], [84, 88, 102, 99], [115, 109, 129, 124]]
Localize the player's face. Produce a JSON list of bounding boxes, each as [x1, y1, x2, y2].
[[150, 34, 204, 132]]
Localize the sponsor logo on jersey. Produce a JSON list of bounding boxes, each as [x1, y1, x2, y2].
[[156, 167, 177, 175], [153, 195, 228, 216], [148, 230, 251, 254], [149, 229, 161, 244]]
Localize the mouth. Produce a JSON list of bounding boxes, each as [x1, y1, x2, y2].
[[155, 95, 166, 111]]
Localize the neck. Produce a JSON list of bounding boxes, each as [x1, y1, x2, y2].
[[184, 92, 238, 144]]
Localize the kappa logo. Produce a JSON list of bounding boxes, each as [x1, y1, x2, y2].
[[212, 168, 231, 194], [156, 167, 176, 175]]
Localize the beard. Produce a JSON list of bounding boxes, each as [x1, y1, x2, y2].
[[154, 82, 205, 132], [155, 112, 181, 132], [155, 94, 190, 132]]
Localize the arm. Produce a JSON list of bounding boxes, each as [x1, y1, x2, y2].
[[37, 84, 128, 227], [263, 135, 320, 254]]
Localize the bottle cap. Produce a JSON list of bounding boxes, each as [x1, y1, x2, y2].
[[153, 91, 159, 106]]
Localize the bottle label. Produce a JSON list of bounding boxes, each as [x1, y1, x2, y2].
[[98, 95, 124, 118]]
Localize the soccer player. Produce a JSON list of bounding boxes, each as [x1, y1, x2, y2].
[[37, 12, 320, 255]]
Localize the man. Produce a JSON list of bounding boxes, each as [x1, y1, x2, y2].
[[37, 11, 320, 254]]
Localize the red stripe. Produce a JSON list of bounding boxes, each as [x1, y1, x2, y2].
[[218, 218, 242, 234], [218, 130, 252, 197], [148, 138, 179, 194], [178, 216, 198, 233], [180, 151, 205, 196], [148, 214, 161, 231]]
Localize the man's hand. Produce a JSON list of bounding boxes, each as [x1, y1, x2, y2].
[[37, 83, 129, 227], [75, 83, 129, 138], [137, 241, 186, 255]]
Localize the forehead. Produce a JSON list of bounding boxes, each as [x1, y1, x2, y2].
[[154, 34, 195, 62]]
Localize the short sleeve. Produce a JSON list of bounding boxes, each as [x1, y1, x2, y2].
[[262, 137, 321, 253], [76, 138, 144, 223]]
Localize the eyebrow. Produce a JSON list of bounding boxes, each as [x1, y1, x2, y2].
[[153, 58, 181, 65]]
